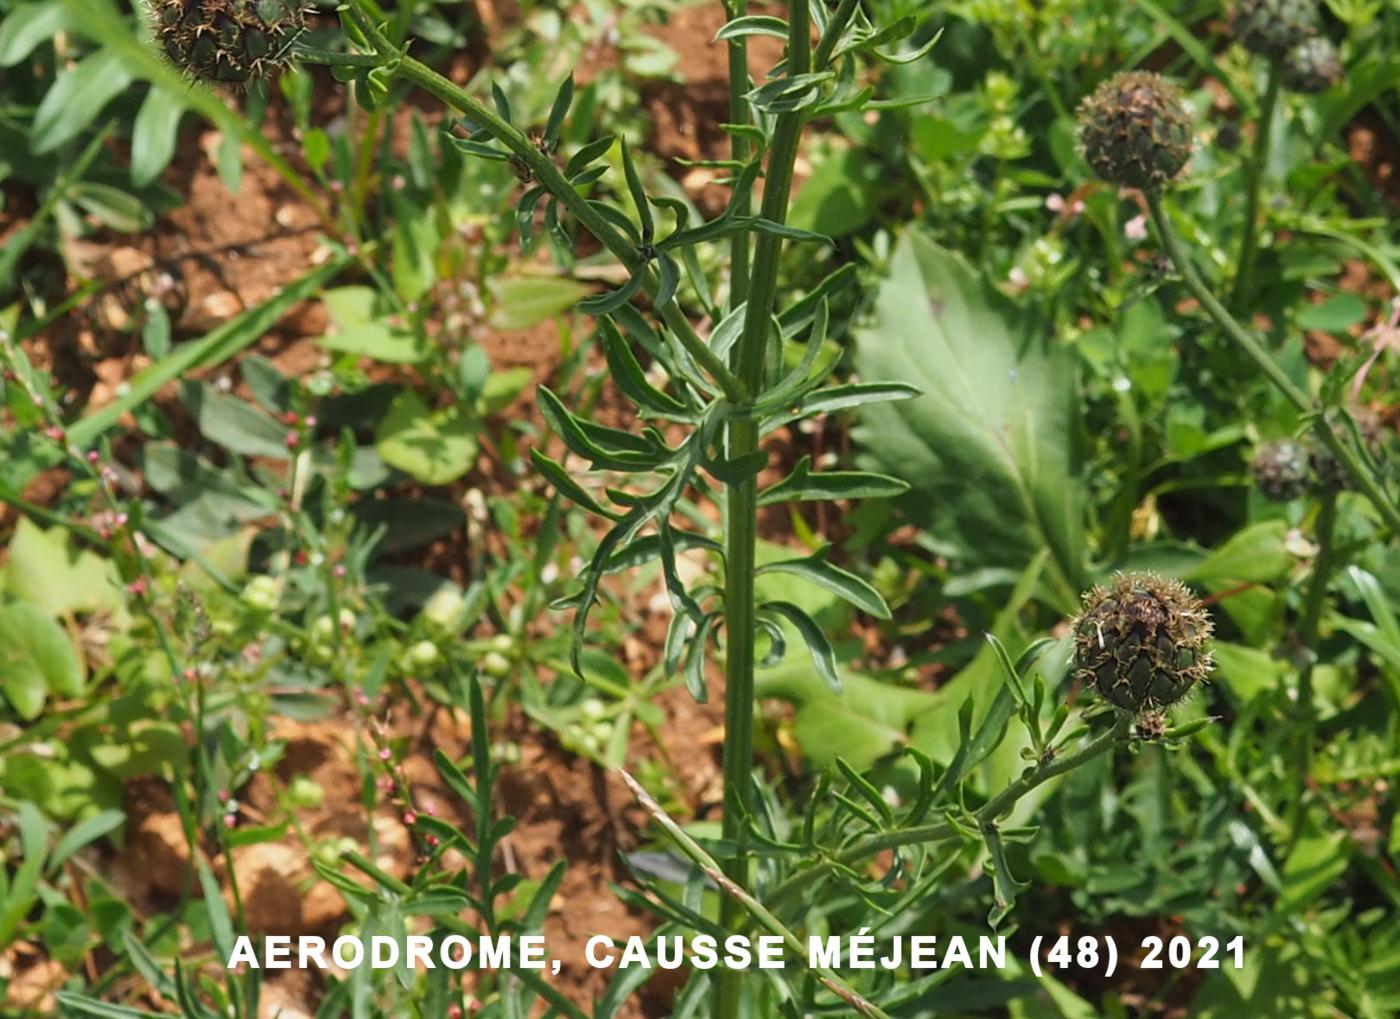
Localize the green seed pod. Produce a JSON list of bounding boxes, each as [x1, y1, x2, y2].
[[1233, 0, 1319, 60], [148, 0, 304, 85], [1281, 36, 1344, 94], [1251, 438, 1311, 502], [1071, 572, 1213, 714], [1077, 72, 1193, 191]]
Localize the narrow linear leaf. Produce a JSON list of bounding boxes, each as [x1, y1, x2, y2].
[[761, 600, 841, 693]]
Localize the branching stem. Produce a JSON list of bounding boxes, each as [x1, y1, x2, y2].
[[1232, 63, 1281, 306], [1146, 194, 1400, 533], [768, 714, 1135, 907]]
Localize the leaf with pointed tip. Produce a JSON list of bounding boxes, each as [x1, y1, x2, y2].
[[759, 455, 909, 505], [544, 74, 574, 144], [759, 601, 841, 693], [529, 449, 623, 520], [757, 549, 890, 619], [564, 135, 615, 177], [715, 14, 787, 40], [683, 613, 719, 703], [599, 318, 688, 415]]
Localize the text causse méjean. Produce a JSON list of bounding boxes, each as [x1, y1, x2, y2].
[[225, 932, 1007, 972]]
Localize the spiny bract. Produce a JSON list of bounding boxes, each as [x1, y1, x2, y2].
[[148, 0, 304, 85], [1233, 0, 1318, 60], [1071, 572, 1213, 714], [1282, 36, 1344, 94], [1252, 438, 1311, 502], [1077, 72, 1192, 191]]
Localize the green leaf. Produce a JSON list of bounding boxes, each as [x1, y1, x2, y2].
[[0, 517, 123, 618], [760, 601, 841, 693], [390, 194, 438, 303], [756, 549, 890, 619], [0, 803, 46, 944], [69, 181, 152, 232], [0, 601, 85, 718], [197, 858, 235, 963], [55, 992, 166, 1018], [544, 74, 574, 144], [787, 148, 880, 238], [375, 390, 480, 485], [1295, 294, 1367, 333], [48, 809, 124, 874], [489, 276, 590, 330], [180, 381, 290, 459], [130, 86, 187, 186], [320, 321, 429, 364], [564, 134, 616, 178], [599, 317, 687, 415], [1183, 521, 1291, 585], [854, 231, 1085, 608], [32, 49, 132, 153], [529, 449, 622, 520], [715, 15, 788, 40], [758, 454, 909, 506], [0, 3, 70, 66]]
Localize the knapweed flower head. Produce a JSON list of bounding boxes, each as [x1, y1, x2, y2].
[[1310, 408, 1386, 493], [1071, 572, 1213, 714], [1077, 72, 1193, 191], [1281, 36, 1344, 94], [148, 0, 305, 85], [1233, 0, 1319, 60], [1252, 438, 1311, 502]]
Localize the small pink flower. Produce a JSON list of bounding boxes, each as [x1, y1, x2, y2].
[[354, 690, 370, 706], [402, 811, 417, 825], [218, 790, 231, 803], [426, 835, 440, 848], [1125, 214, 1149, 242], [285, 431, 300, 449], [377, 777, 394, 793], [333, 564, 347, 578], [44, 426, 64, 441], [1045, 193, 1066, 213], [448, 1006, 462, 1019], [425, 804, 437, 817], [303, 415, 318, 429], [86, 450, 100, 464], [126, 577, 148, 596], [223, 814, 236, 829]]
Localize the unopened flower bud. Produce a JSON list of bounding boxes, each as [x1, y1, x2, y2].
[[148, 0, 306, 85], [420, 587, 466, 631], [1077, 72, 1192, 191], [1233, 0, 1319, 60], [1251, 438, 1311, 502], [240, 574, 282, 613], [1281, 35, 1343, 94], [1072, 572, 1213, 713]]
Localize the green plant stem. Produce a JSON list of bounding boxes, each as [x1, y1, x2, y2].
[[725, 0, 751, 310], [1232, 63, 1280, 306], [769, 714, 1135, 907], [1146, 194, 1400, 533], [295, 47, 381, 67], [343, 1, 743, 401], [621, 771, 893, 1019], [716, 3, 815, 1014], [1288, 490, 1337, 842]]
